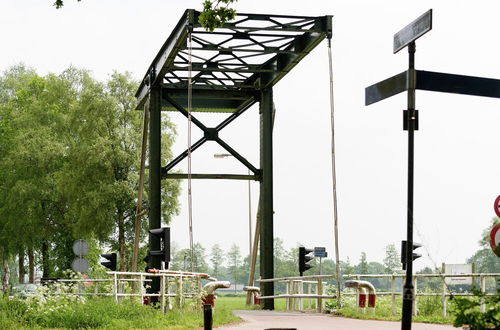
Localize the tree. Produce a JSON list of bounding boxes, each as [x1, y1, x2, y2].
[[52, 0, 238, 32], [0, 65, 180, 279], [198, 0, 238, 31], [340, 257, 355, 276], [227, 244, 242, 290], [467, 218, 500, 273], [357, 252, 369, 274], [210, 244, 225, 278], [383, 244, 402, 273]]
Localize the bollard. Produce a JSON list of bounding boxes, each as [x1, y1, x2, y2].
[[358, 291, 367, 308], [203, 304, 213, 330], [368, 293, 376, 308], [202, 294, 215, 307]]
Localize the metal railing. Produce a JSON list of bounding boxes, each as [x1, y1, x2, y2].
[[343, 273, 500, 317], [256, 275, 336, 312]]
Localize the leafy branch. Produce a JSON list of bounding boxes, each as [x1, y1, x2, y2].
[[53, 0, 81, 9], [198, 0, 238, 32]]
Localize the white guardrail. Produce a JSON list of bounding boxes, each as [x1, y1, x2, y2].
[[256, 275, 337, 312], [343, 273, 500, 317], [42, 270, 216, 313]]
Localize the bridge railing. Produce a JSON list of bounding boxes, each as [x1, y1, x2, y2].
[[343, 273, 500, 317]]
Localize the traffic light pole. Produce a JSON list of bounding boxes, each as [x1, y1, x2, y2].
[[402, 41, 416, 330]]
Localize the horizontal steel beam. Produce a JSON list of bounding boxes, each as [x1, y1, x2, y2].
[[164, 173, 258, 180], [365, 70, 500, 106], [136, 10, 332, 110]]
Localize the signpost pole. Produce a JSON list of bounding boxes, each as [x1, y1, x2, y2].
[[402, 41, 416, 330]]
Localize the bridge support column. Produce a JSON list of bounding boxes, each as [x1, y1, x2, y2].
[[148, 82, 162, 301], [259, 88, 274, 310]]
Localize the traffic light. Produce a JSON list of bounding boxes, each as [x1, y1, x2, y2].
[[149, 227, 170, 264], [401, 240, 422, 270], [101, 253, 117, 271], [299, 246, 314, 276]]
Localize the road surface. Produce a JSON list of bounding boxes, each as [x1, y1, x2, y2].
[[218, 310, 458, 329]]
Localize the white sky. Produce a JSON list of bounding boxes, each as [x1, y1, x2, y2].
[[2, 0, 500, 270]]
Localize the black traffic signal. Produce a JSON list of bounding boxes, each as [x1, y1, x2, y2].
[[149, 227, 170, 263], [401, 240, 422, 270], [101, 253, 117, 271], [299, 246, 314, 276]]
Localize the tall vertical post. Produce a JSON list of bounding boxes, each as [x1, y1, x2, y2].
[[402, 41, 416, 330], [259, 87, 274, 310], [148, 81, 162, 301]]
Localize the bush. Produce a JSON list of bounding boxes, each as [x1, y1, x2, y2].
[[451, 287, 500, 330]]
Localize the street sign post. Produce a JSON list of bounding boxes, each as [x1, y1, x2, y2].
[[365, 8, 500, 329], [314, 247, 327, 258]]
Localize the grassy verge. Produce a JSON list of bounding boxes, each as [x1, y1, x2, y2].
[[0, 295, 241, 329], [335, 295, 455, 324]]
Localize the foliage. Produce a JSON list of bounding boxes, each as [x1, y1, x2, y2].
[[450, 285, 500, 330], [0, 65, 179, 279], [198, 0, 238, 32], [383, 244, 402, 273], [53, 0, 238, 33], [227, 244, 243, 287], [0, 287, 241, 329], [468, 218, 500, 273], [357, 252, 368, 274], [54, 0, 80, 9], [210, 244, 225, 278]]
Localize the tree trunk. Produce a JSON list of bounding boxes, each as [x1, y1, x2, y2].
[[1, 253, 10, 296], [41, 242, 50, 278], [28, 246, 34, 283], [18, 248, 25, 284], [118, 211, 126, 272]]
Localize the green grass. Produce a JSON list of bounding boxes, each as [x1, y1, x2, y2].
[[0, 295, 241, 329], [335, 295, 455, 324]]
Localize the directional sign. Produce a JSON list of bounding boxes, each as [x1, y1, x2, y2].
[[365, 70, 500, 106], [494, 196, 500, 218], [490, 223, 500, 257], [394, 9, 432, 53], [314, 247, 327, 258]]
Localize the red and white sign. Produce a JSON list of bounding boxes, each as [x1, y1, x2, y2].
[[494, 196, 500, 218], [490, 223, 500, 257]]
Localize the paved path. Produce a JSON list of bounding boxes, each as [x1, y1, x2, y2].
[[218, 310, 458, 329]]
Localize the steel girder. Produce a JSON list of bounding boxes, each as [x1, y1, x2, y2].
[[135, 9, 332, 113]]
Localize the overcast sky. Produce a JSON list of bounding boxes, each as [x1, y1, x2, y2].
[[2, 0, 500, 271]]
